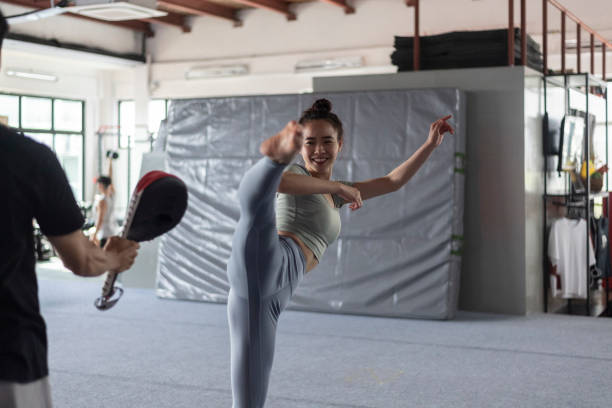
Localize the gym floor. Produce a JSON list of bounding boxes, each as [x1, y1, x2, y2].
[[37, 274, 612, 408]]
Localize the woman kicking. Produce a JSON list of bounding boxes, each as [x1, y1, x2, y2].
[[226, 99, 454, 407]]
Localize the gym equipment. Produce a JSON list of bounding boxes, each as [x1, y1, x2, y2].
[[158, 89, 466, 320], [94, 171, 188, 311]]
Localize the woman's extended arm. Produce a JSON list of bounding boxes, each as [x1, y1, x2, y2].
[[278, 172, 338, 195], [278, 173, 363, 210], [353, 115, 454, 201]]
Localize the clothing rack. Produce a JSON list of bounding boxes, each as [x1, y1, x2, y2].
[[543, 73, 610, 317]]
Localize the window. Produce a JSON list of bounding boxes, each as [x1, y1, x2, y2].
[[0, 93, 85, 200], [118, 99, 169, 207]]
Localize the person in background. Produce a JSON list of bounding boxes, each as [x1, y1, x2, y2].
[[0, 12, 139, 408], [92, 151, 119, 247]]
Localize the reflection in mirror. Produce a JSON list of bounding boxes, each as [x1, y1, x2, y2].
[[559, 109, 595, 172]]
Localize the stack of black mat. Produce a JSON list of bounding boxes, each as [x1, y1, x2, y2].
[[392, 28, 543, 72]]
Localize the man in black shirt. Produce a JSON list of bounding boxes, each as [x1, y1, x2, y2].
[[0, 12, 139, 407]]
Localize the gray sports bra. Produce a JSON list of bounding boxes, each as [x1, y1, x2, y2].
[[275, 163, 353, 261]]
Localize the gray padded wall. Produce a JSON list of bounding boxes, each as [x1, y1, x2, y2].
[[156, 89, 466, 319]]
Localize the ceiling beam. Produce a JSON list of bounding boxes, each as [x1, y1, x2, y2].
[[1, 0, 153, 35], [142, 12, 191, 33], [231, 0, 296, 21], [319, 0, 354, 14], [157, 0, 242, 27], [70, 13, 154, 36]]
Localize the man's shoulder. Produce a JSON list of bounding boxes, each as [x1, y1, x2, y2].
[[0, 126, 54, 161]]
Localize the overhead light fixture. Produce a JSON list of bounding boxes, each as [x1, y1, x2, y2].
[[294, 56, 363, 73], [71, 1, 168, 21], [5, 68, 58, 82], [185, 64, 250, 80], [6, 1, 167, 25]]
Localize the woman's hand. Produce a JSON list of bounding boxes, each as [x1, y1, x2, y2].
[[336, 183, 363, 211], [426, 115, 455, 148]]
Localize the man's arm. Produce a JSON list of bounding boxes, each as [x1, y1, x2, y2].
[[48, 230, 138, 277]]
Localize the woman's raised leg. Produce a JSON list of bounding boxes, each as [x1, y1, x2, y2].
[[226, 122, 303, 408]]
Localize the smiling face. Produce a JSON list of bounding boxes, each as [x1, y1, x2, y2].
[[300, 119, 343, 177]]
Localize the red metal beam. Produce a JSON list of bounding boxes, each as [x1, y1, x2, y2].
[[414, 0, 419, 71], [508, 0, 514, 66], [603, 43, 607, 81], [142, 12, 190, 33], [405, 0, 419, 71], [561, 11, 566, 73], [231, 0, 296, 20], [1, 0, 153, 34], [520, 0, 526, 65], [319, 0, 354, 14], [590, 33, 595, 75], [576, 23, 581, 73], [157, 0, 242, 26], [542, 0, 547, 73]]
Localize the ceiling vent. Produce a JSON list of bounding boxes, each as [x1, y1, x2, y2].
[[71, 0, 167, 21]]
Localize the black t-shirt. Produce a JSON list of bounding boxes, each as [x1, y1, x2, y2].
[[0, 126, 84, 383]]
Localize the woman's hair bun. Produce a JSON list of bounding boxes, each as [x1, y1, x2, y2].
[[299, 97, 344, 140], [311, 98, 332, 114]]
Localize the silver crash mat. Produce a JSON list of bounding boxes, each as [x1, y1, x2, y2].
[[157, 89, 466, 320]]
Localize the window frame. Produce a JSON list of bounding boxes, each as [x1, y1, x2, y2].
[[1, 92, 86, 200], [117, 98, 169, 202]]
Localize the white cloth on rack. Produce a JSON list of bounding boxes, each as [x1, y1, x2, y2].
[[548, 218, 596, 299]]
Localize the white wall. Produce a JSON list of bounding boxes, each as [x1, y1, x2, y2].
[[148, 0, 413, 62], [147, 0, 612, 62], [143, 0, 409, 99]]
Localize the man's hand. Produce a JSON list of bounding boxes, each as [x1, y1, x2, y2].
[[426, 115, 455, 148], [336, 183, 363, 211], [103, 237, 139, 273]]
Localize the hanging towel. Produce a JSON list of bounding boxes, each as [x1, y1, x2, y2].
[[548, 218, 596, 299]]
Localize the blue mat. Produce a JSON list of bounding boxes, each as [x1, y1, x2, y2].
[[38, 277, 612, 407]]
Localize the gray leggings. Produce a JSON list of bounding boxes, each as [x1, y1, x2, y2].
[[226, 157, 306, 408]]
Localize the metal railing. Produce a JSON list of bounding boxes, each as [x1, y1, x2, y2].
[[540, 0, 610, 79], [406, 0, 611, 79]]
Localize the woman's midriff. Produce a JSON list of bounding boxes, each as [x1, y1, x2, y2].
[[277, 231, 318, 273]]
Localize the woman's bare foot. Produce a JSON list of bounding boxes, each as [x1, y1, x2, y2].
[[260, 121, 304, 164]]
